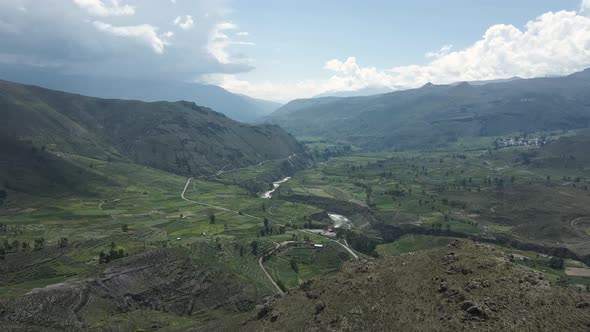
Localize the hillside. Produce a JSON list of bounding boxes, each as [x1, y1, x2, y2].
[[0, 80, 309, 182], [239, 241, 590, 331], [0, 65, 280, 122], [270, 69, 590, 150]]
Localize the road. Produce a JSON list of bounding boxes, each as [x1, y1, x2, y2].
[[180, 154, 301, 294], [301, 229, 359, 259], [206, 154, 297, 179], [258, 241, 296, 295], [180, 177, 260, 219], [570, 217, 589, 228], [180, 154, 299, 219]]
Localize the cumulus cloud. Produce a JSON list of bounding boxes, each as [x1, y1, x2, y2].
[[0, 0, 249, 81], [425, 44, 453, 58], [209, 10, 590, 102], [236, 31, 249, 36], [581, 0, 590, 13], [73, 0, 134, 17], [206, 21, 254, 64], [173, 15, 194, 30], [93, 21, 171, 54]]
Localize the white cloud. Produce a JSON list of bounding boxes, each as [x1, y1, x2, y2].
[[232, 41, 255, 46], [207, 10, 590, 102], [236, 31, 249, 36], [73, 0, 134, 17], [581, 0, 590, 13], [425, 44, 453, 58], [216, 22, 237, 30], [173, 15, 194, 30], [206, 21, 253, 64], [93, 21, 171, 54]]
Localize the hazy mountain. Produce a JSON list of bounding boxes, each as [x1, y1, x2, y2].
[[0, 80, 307, 181], [314, 86, 394, 98], [0, 65, 280, 122], [450, 76, 523, 86], [270, 68, 590, 150]]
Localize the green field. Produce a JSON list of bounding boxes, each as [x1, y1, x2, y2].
[[2, 132, 590, 329]]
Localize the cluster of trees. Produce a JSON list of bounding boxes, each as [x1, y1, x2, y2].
[[0, 223, 24, 236], [547, 256, 564, 269], [431, 223, 451, 231], [57, 237, 69, 248], [1, 237, 48, 255], [335, 228, 378, 256], [250, 240, 259, 256], [34, 238, 46, 250], [98, 242, 127, 264], [310, 144, 352, 161], [290, 258, 299, 273], [259, 218, 286, 236]]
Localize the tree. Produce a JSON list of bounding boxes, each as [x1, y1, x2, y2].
[[0, 189, 6, 202], [548, 256, 564, 269], [209, 213, 216, 225], [34, 238, 45, 250], [0, 247, 5, 260], [21, 241, 29, 251], [98, 251, 107, 264], [250, 240, 259, 256], [57, 238, 68, 248], [290, 258, 299, 273], [121, 224, 129, 232], [263, 217, 272, 234], [12, 240, 20, 251]]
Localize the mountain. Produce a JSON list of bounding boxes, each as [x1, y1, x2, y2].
[[269, 69, 590, 150], [0, 80, 308, 183], [241, 240, 590, 331], [270, 96, 343, 117], [0, 65, 280, 122], [450, 76, 523, 86], [314, 86, 394, 98]]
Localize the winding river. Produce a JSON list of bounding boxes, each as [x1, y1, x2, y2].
[[261, 177, 291, 199]]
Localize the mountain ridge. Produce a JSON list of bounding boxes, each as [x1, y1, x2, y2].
[[0, 80, 309, 184], [0, 65, 281, 122], [269, 68, 590, 149]]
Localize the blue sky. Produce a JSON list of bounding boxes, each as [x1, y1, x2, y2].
[[232, 0, 581, 82], [1, 0, 590, 102]]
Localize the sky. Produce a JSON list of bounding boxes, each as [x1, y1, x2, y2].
[[1, 0, 590, 102]]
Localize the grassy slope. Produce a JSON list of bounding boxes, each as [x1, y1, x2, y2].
[[0, 80, 308, 179], [242, 241, 590, 332], [270, 70, 590, 150], [278, 137, 590, 255]]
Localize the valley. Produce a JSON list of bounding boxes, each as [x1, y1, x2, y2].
[[4, 2, 590, 330], [2, 113, 590, 330]]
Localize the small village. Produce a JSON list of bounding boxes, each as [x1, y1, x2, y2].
[[493, 135, 555, 148]]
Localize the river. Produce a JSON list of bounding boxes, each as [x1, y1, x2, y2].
[[261, 177, 291, 199]]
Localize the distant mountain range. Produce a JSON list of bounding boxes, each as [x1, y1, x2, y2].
[[0, 65, 281, 122], [269, 68, 590, 150], [0, 80, 307, 194], [314, 86, 394, 98]]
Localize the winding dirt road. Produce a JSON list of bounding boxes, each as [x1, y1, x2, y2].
[[179, 154, 299, 293], [301, 229, 359, 259], [258, 241, 296, 295], [181, 177, 260, 219]]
